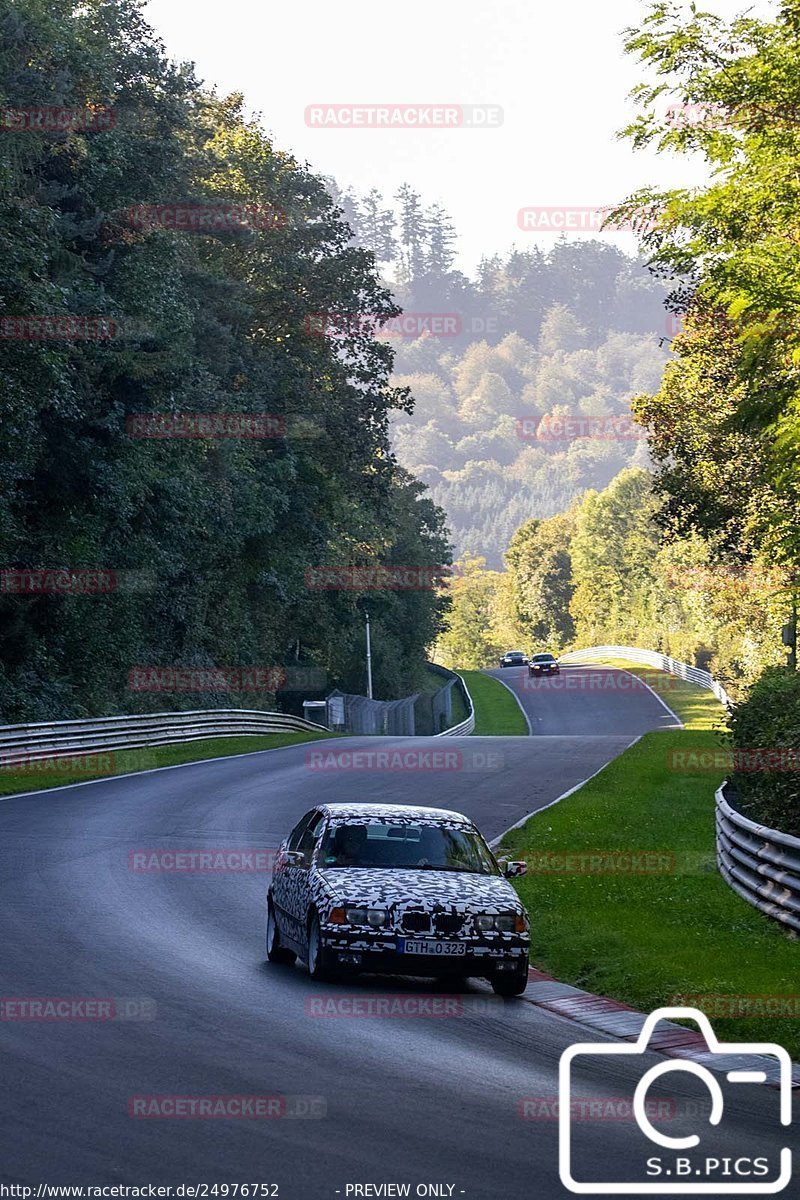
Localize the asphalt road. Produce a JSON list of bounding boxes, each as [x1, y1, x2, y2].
[[485, 663, 681, 736], [0, 667, 792, 1198]]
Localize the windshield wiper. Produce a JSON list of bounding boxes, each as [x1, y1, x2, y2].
[[415, 863, 489, 874]]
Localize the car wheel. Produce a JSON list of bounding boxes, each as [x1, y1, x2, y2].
[[490, 959, 529, 997], [307, 912, 335, 981], [266, 897, 296, 965]]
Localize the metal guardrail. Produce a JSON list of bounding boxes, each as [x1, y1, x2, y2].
[[0, 708, 329, 767], [716, 784, 800, 935], [0, 667, 475, 765], [559, 644, 732, 708], [435, 670, 475, 736]]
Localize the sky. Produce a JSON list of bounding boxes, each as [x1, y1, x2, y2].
[[143, 0, 776, 274]]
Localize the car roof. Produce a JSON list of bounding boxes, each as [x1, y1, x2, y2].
[[317, 802, 473, 826]]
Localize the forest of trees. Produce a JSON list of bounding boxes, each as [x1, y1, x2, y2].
[[389, 306, 666, 565], [5, 0, 800, 778], [435, 468, 787, 699], [0, 0, 450, 720], [438, 0, 800, 830], [327, 185, 674, 565]]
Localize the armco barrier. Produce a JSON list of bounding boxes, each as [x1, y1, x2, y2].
[[716, 783, 800, 935], [558, 644, 732, 708], [0, 708, 329, 767], [0, 671, 475, 765]]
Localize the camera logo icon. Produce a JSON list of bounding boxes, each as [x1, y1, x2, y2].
[[559, 1007, 792, 1194]]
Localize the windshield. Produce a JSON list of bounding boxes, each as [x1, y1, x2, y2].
[[532, 654, 555, 662], [318, 821, 500, 875]]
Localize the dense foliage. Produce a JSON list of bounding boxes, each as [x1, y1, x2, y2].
[[611, 0, 800, 830], [435, 469, 788, 695], [615, 0, 800, 567], [326, 190, 672, 566], [0, 0, 450, 720], [727, 669, 800, 836], [337, 188, 671, 345], [390, 304, 666, 566]]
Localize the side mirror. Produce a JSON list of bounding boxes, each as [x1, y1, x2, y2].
[[283, 849, 305, 867], [504, 860, 528, 878]]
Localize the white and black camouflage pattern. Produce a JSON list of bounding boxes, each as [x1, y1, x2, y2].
[[268, 803, 529, 972]]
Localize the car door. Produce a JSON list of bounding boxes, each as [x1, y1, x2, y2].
[[272, 808, 317, 941], [280, 810, 327, 950]]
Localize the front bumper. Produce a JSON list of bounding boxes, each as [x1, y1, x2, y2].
[[319, 927, 529, 976]]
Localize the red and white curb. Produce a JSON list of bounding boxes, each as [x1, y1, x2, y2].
[[523, 966, 800, 1088]]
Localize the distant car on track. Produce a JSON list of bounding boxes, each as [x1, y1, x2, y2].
[[499, 650, 528, 668], [266, 803, 530, 995], [528, 652, 560, 677]]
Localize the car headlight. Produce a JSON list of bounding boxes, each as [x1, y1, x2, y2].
[[474, 912, 527, 933], [345, 906, 386, 927], [494, 913, 517, 933]]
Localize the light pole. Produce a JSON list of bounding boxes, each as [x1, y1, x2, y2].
[[365, 609, 373, 699]]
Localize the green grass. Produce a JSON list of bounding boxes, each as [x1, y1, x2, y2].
[[593, 659, 726, 731], [0, 730, 336, 798], [497, 662, 800, 1058], [457, 670, 529, 736], [448, 680, 470, 728]]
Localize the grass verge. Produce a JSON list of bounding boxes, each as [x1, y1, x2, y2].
[[497, 662, 800, 1058], [0, 730, 335, 798], [457, 670, 529, 736]]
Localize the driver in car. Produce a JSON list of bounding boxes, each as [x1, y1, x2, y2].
[[329, 824, 368, 866]]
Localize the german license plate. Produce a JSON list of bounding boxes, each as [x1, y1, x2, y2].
[[399, 939, 466, 957]]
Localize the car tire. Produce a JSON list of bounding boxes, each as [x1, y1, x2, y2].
[[307, 912, 335, 982], [266, 897, 296, 965], [490, 959, 529, 997]]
